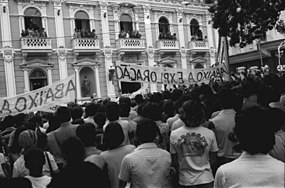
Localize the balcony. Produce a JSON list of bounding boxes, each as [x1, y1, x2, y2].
[[116, 38, 146, 52], [156, 40, 180, 53], [188, 40, 209, 52], [21, 37, 52, 53], [72, 38, 100, 53]]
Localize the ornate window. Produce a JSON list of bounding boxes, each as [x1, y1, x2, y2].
[[190, 19, 203, 40], [29, 68, 48, 90], [120, 14, 133, 33], [159, 17, 170, 35], [75, 11, 90, 31], [194, 63, 204, 69], [24, 7, 42, 31]]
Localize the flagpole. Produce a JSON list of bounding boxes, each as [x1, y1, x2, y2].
[[224, 36, 233, 82]]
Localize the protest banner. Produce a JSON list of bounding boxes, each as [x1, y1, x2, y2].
[[115, 62, 229, 85], [0, 74, 76, 118]]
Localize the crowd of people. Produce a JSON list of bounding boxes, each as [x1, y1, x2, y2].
[[21, 28, 48, 38], [0, 71, 285, 188], [73, 28, 98, 39], [118, 30, 141, 39], [158, 32, 177, 40]]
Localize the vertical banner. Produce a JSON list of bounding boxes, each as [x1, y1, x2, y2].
[[0, 74, 76, 118], [218, 36, 232, 81]]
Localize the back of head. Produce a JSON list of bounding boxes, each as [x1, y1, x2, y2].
[[70, 105, 83, 120], [18, 130, 38, 150], [94, 112, 106, 128], [119, 102, 131, 117], [135, 94, 144, 105], [24, 147, 45, 171], [55, 106, 71, 124], [85, 103, 100, 118], [62, 137, 85, 164], [119, 97, 131, 105], [104, 122, 124, 149], [76, 123, 96, 147], [142, 102, 162, 121], [180, 99, 205, 127], [234, 107, 275, 155], [136, 118, 159, 143], [163, 100, 175, 116], [106, 102, 119, 121], [218, 88, 236, 109], [257, 86, 274, 108]]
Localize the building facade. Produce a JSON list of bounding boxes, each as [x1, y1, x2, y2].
[[229, 11, 285, 73], [0, 0, 217, 100]]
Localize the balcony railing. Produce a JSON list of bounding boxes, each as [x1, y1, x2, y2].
[[73, 38, 100, 51], [157, 40, 179, 51], [117, 38, 145, 51], [188, 40, 209, 51], [21, 37, 52, 51]]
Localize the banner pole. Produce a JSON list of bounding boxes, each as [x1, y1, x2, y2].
[[113, 61, 122, 98], [74, 73, 78, 103]]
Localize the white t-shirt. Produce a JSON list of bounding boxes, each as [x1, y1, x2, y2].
[[25, 175, 51, 188], [171, 118, 185, 131], [0, 153, 5, 177], [100, 145, 135, 188], [170, 125, 218, 186], [214, 152, 285, 188]]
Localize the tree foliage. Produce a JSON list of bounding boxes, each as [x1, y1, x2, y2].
[[209, 0, 285, 47]]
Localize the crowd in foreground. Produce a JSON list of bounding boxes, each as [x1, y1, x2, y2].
[[0, 72, 285, 188]]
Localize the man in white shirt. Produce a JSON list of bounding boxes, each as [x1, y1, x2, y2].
[[119, 118, 171, 188], [214, 107, 285, 188], [24, 148, 51, 188]]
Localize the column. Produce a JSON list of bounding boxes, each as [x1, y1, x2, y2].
[[23, 68, 30, 92], [206, 14, 216, 66], [134, 7, 139, 31], [94, 65, 101, 98], [176, 9, 187, 69], [100, 2, 115, 98], [112, 5, 120, 40], [143, 5, 157, 92], [74, 66, 82, 100], [1, 1, 16, 96], [47, 67, 53, 85], [54, 1, 68, 79]]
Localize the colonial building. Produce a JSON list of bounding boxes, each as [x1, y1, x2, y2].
[[0, 0, 217, 100], [229, 12, 285, 73]]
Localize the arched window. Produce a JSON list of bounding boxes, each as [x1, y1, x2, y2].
[[29, 69, 47, 90], [159, 17, 170, 35], [194, 63, 204, 69], [24, 7, 42, 31], [120, 14, 133, 34], [75, 11, 90, 32], [190, 19, 203, 40]]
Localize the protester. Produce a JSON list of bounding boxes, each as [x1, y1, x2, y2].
[[101, 122, 135, 188], [119, 118, 171, 188], [170, 99, 218, 188], [24, 148, 52, 188], [47, 107, 78, 169], [214, 106, 285, 188]]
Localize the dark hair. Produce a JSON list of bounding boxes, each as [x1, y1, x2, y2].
[[85, 103, 100, 118], [62, 137, 85, 164], [9, 127, 27, 154], [106, 102, 119, 121], [142, 102, 162, 121], [136, 118, 159, 143], [70, 105, 83, 120], [119, 102, 131, 117], [94, 112, 106, 128], [76, 123, 96, 147], [24, 147, 45, 171], [218, 88, 236, 109], [104, 122, 124, 149], [180, 99, 205, 127], [257, 86, 273, 108], [134, 94, 144, 105], [234, 107, 275, 155], [119, 97, 131, 105], [46, 115, 60, 133], [55, 106, 71, 123], [163, 100, 175, 117]]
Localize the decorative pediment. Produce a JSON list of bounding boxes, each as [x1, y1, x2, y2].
[[157, 56, 177, 65], [190, 57, 207, 63], [72, 58, 100, 68], [20, 59, 53, 68]]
